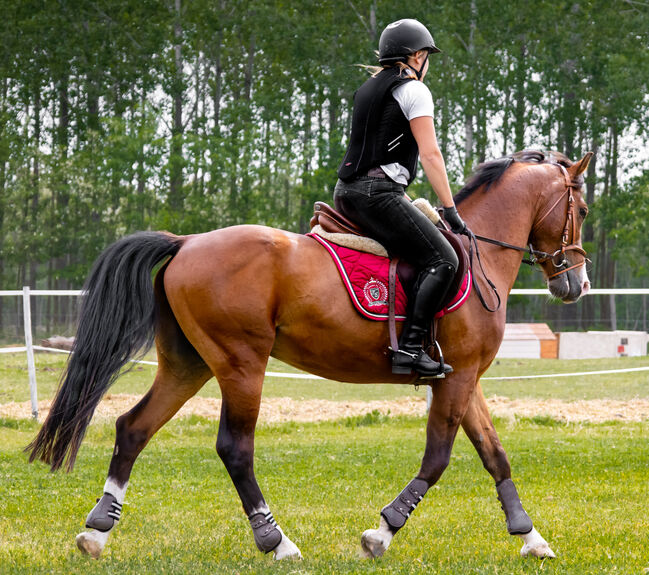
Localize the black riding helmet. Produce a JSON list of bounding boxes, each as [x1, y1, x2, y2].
[[378, 19, 441, 66]]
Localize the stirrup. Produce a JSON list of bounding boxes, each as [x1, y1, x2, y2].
[[390, 347, 452, 378], [421, 340, 453, 379]]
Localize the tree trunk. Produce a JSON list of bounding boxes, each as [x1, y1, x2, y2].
[[463, 0, 477, 174], [243, 31, 255, 102], [168, 0, 184, 212], [369, 1, 377, 42], [597, 121, 618, 327], [328, 85, 339, 168], [514, 41, 527, 151], [56, 75, 71, 322], [0, 77, 7, 326], [501, 54, 511, 157], [299, 93, 312, 233], [136, 90, 147, 229], [580, 131, 599, 328], [29, 87, 41, 289], [211, 11, 223, 133]]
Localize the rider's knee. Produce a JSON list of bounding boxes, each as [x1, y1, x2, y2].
[[440, 251, 459, 273]]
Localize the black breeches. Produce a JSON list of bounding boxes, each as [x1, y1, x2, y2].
[[333, 178, 458, 271]]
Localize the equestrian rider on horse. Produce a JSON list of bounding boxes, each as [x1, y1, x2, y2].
[[334, 18, 470, 377]]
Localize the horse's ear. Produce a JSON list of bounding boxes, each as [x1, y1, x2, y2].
[[569, 152, 594, 178]]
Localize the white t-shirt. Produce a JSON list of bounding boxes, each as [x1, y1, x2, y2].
[[380, 81, 435, 185]]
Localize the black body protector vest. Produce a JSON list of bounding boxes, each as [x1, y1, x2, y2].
[[338, 67, 419, 185]]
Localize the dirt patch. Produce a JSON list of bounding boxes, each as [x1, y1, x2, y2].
[[2, 394, 649, 423]]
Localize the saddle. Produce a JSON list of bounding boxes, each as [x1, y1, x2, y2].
[[310, 201, 469, 307], [310, 202, 364, 236]]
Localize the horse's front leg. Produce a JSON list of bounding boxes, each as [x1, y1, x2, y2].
[[361, 374, 474, 558], [461, 384, 555, 558]]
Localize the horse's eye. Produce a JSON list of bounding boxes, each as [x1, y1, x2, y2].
[[579, 207, 588, 219]]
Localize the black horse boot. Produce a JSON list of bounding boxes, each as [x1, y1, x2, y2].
[[392, 264, 456, 377]]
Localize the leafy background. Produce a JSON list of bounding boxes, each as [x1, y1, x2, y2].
[[1, 0, 648, 332]]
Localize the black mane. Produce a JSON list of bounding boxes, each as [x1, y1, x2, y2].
[[454, 150, 573, 205]]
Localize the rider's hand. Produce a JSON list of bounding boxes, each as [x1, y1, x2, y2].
[[444, 205, 467, 235]]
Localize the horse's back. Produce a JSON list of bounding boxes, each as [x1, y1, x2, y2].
[[163, 224, 312, 307], [161, 225, 398, 382]]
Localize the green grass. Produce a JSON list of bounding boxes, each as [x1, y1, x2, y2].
[[1, 352, 648, 405], [1, 416, 648, 574], [1, 352, 649, 573], [481, 356, 649, 400]]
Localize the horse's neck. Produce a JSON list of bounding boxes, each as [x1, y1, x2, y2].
[[461, 180, 539, 292]]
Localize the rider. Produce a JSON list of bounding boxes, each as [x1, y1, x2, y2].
[[334, 18, 469, 377]]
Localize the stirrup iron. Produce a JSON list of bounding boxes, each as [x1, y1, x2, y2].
[[390, 346, 450, 378]]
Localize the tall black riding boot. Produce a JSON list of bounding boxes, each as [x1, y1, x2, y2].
[[392, 264, 456, 377]]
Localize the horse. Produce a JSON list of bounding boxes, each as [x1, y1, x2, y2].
[[28, 149, 592, 561]]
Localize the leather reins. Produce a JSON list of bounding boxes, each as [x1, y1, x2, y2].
[[462, 163, 588, 312]]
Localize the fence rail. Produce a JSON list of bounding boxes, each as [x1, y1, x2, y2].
[[2, 287, 649, 419]]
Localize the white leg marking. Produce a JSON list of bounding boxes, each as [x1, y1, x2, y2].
[[361, 516, 394, 558], [273, 528, 302, 561], [76, 478, 128, 559], [76, 529, 110, 559], [103, 478, 128, 504], [518, 527, 556, 558], [250, 504, 302, 560], [249, 503, 270, 516]]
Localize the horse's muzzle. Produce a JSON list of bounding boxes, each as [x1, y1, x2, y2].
[[547, 263, 590, 303]]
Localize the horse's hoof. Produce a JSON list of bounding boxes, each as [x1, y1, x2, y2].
[[520, 541, 556, 559], [518, 528, 556, 559], [361, 529, 388, 558], [273, 535, 302, 561], [76, 531, 104, 559]]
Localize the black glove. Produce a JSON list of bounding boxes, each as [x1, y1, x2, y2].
[[444, 205, 467, 235]]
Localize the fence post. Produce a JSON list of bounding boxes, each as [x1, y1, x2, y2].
[[23, 286, 38, 419]]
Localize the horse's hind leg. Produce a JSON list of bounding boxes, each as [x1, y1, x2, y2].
[[76, 353, 211, 559], [213, 361, 302, 560], [461, 384, 555, 558]]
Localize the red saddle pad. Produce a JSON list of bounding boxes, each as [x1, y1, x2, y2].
[[308, 233, 471, 322]]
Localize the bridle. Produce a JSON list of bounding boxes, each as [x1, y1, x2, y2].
[[461, 163, 588, 312], [528, 163, 587, 278]]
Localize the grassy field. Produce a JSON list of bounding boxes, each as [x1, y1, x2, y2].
[[1, 416, 648, 574], [1, 352, 648, 573]]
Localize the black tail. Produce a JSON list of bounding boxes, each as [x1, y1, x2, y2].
[[27, 231, 184, 471]]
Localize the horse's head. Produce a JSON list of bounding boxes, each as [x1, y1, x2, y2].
[[528, 152, 593, 303]]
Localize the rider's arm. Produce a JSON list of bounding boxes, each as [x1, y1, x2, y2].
[[410, 116, 454, 209]]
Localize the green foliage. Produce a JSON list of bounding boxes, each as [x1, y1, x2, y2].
[[342, 408, 391, 428], [0, 0, 648, 334], [598, 170, 649, 276]]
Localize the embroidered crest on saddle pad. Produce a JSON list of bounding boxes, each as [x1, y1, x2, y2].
[[308, 233, 472, 321]]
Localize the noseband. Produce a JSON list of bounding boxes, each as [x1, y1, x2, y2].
[[466, 163, 588, 312]]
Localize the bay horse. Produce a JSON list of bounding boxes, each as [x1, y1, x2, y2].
[[28, 150, 592, 561]]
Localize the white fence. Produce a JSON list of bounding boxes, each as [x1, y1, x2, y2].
[[2, 287, 649, 419]]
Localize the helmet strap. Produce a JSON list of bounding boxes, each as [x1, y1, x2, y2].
[[407, 51, 429, 80]]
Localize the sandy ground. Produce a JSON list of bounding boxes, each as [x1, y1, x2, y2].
[[2, 393, 649, 423]]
